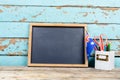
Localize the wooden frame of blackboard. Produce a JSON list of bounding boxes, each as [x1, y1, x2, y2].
[[28, 23, 88, 67]]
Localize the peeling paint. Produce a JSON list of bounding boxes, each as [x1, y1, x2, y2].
[[83, 12, 88, 17], [63, 11, 68, 14], [0, 39, 16, 51], [17, 52, 23, 56], [18, 39, 27, 42], [56, 6, 62, 9], [32, 9, 45, 18], [0, 9, 3, 13], [32, 13, 42, 18], [96, 24, 108, 27], [100, 8, 119, 12], [3, 5, 11, 8], [19, 18, 27, 22], [0, 39, 7, 44], [87, 5, 93, 8], [7, 53, 16, 56], [0, 39, 27, 52], [8, 52, 23, 56], [0, 39, 28, 56], [10, 39, 16, 45], [102, 12, 109, 16], [0, 45, 8, 51], [94, 20, 98, 24]]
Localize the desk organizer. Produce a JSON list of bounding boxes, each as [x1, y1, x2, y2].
[[95, 51, 114, 70]]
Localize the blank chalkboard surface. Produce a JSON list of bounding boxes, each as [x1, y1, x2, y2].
[[28, 23, 88, 67]]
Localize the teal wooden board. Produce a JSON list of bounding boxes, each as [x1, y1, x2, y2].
[[0, 0, 120, 7], [0, 56, 27, 66], [0, 6, 120, 23], [89, 57, 120, 68], [0, 0, 119, 68], [0, 39, 28, 56], [87, 24, 120, 39], [0, 22, 120, 39], [0, 22, 29, 38], [0, 56, 119, 68], [115, 58, 120, 68], [0, 38, 120, 56], [111, 41, 120, 51]]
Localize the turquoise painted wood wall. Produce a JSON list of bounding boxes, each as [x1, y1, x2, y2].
[[0, 0, 120, 67]]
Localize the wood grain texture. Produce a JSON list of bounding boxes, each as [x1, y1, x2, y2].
[[0, 0, 120, 7], [0, 67, 120, 71], [0, 39, 28, 56], [0, 22, 120, 39], [0, 6, 120, 23], [0, 67, 119, 80]]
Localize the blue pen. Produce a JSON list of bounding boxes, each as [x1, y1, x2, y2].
[[104, 45, 107, 51]]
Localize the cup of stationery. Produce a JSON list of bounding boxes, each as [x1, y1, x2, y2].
[[95, 51, 114, 70], [94, 34, 115, 70]]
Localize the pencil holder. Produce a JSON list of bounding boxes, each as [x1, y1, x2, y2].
[[95, 51, 114, 70]]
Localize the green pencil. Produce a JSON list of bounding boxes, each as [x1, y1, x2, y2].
[[107, 42, 111, 51]]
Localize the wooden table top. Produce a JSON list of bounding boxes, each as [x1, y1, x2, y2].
[[0, 67, 120, 80]]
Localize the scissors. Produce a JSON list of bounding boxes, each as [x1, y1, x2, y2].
[[94, 34, 108, 51]]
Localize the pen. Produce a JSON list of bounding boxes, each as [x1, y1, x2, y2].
[[104, 45, 107, 51], [107, 43, 111, 51]]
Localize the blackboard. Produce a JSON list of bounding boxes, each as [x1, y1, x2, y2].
[[28, 23, 88, 67]]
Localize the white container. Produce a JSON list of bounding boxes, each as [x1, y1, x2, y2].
[[95, 51, 114, 70]]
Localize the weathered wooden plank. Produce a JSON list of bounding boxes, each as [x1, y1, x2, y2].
[[0, 39, 28, 56], [0, 71, 120, 80], [0, 6, 120, 23], [0, 56, 119, 67], [115, 58, 120, 68], [0, 67, 120, 80], [0, 22, 29, 38], [0, 38, 120, 55], [0, 39, 120, 56], [87, 24, 120, 39], [0, 0, 120, 7], [0, 22, 120, 39], [0, 56, 27, 66], [111, 41, 120, 51], [0, 76, 119, 80], [0, 72, 120, 80], [0, 71, 119, 78]]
